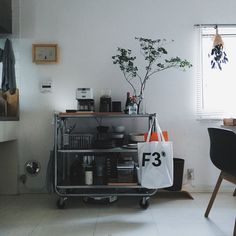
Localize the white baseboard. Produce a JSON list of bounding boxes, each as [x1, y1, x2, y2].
[[183, 183, 235, 193]]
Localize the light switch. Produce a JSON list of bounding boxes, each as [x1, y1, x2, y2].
[[40, 79, 52, 93]]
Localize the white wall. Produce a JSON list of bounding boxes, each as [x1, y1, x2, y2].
[[0, 0, 20, 195], [10, 0, 235, 193]]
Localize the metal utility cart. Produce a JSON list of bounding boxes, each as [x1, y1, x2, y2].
[[54, 112, 157, 209]]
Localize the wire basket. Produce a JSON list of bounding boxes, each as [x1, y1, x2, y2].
[[63, 133, 94, 149]]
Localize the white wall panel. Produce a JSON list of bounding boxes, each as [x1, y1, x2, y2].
[[13, 0, 236, 193]]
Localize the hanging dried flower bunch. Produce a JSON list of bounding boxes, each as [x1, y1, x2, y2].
[[209, 25, 228, 70]]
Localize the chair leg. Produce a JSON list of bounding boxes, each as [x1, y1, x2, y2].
[[233, 188, 236, 197], [204, 172, 223, 218], [234, 218, 236, 236]]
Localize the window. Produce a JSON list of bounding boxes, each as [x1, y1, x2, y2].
[[196, 25, 236, 119]]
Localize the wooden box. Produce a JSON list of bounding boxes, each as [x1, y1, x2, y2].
[[223, 118, 236, 126]]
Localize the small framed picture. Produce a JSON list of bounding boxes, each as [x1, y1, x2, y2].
[[32, 44, 58, 64]]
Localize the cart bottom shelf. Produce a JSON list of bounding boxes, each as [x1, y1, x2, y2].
[[55, 187, 156, 209], [56, 195, 151, 210], [55, 186, 156, 197]]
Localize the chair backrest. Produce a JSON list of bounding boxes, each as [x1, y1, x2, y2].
[[208, 128, 236, 176]]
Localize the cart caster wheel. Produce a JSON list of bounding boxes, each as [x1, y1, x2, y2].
[[57, 198, 66, 209], [139, 198, 150, 209]]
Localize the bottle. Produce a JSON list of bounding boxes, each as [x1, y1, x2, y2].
[[84, 156, 93, 185], [85, 165, 93, 185], [125, 92, 131, 114]]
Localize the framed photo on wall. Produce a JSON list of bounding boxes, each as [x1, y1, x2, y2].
[[32, 44, 58, 64]]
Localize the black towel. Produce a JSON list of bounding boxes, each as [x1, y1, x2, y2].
[[1, 39, 16, 94]]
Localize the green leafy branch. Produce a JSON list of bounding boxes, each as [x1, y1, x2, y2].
[[112, 37, 192, 112]]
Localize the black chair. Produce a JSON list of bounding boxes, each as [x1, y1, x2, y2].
[[234, 218, 236, 236], [206, 128, 236, 234]]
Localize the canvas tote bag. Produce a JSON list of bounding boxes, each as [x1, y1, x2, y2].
[[138, 117, 173, 189]]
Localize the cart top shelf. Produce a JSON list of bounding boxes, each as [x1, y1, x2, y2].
[[57, 147, 138, 153], [56, 112, 155, 118]]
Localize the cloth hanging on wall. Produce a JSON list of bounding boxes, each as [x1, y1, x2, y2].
[[1, 38, 16, 94], [0, 48, 3, 62]]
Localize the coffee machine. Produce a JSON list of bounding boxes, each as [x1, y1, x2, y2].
[[76, 88, 95, 112]]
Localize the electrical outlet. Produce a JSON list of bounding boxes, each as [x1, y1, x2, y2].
[[187, 168, 194, 180], [19, 174, 27, 184]]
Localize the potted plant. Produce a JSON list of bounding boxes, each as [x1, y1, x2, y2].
[[112, 37, 192, 113]]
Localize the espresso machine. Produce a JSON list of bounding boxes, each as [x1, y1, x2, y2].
[[76, 88, 95, 112]]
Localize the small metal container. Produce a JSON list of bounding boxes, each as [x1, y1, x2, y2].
[[117, 162, 135, 182]]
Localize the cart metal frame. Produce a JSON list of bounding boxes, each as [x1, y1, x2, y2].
[[54, 112, 157, 209]]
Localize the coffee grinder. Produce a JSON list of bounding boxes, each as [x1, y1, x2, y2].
[[76, 88, 95, 112], [99, 89, 112, 112]]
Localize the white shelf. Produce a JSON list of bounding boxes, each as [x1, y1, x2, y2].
[[0, 121, 18, 142]]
